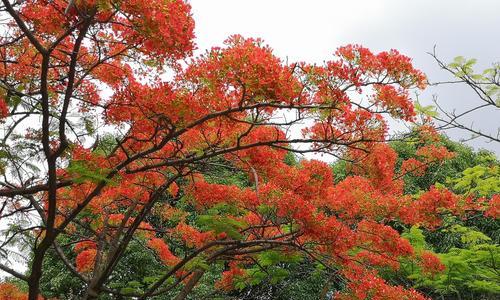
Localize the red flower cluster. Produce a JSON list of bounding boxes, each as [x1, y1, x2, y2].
[[216, 262, 247, 291], [75, 249, 97, 273], [419, 251, 446, 276], [0, 282, 29, 300], [485, 194, 500, 218], [336, 265, 428, 300], [147, 238, 179, 266], [0, 98, 8, 118], [400, 187, 459, 228], [174, 222, 215, 248]]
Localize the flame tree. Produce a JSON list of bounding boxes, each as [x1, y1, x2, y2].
[[0, 1, 496, 299]]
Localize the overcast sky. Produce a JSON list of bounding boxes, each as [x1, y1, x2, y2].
[[190, 0, 500, 155]]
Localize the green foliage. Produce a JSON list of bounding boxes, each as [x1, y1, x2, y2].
[[228, 260, 331, 300], [384, 135, 500, 299], [331, 159, 350, 183], [391, 135, 497, 195], [401, 220, 500, 299], [185, 257, 210, 272], [206, 203, 241, 217], [402, 225, 428, 251], [447, 224, 491, 246], [447, 57, 500, 106], [284, 151, 299, 166], [196, 215, 246, 240], [230, 251, 307, 293], [447, 56, 478, 78], [256, 250, 303, 267], [427, 244, 499, 296], [39, 237, 166, 299], [92, 134, 120, 156], [38, 241, 86, 298], [66, 160, 111, 184], [448, 164, 500, 197], [202, 158, 250, 188], [414, 101, 438, 118]]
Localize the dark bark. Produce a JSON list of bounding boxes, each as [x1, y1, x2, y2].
[[174, 270, 205, 300]]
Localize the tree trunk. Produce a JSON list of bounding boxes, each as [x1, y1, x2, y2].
[[174, 269, 205, 300], [28, 237, 53, 300]]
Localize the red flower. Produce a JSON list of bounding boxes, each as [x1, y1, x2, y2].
[[485, 194, 500, 219], [419, 251, 445, 275], [147, 238, 179, 266], [76, 248, 97, 273], [0, 99, 8, 118]]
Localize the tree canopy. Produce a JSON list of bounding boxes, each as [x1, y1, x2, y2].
[[0, 1, 497, 299]]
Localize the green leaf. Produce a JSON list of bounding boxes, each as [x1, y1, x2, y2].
[[120, 287, 138, 295], [9, 95, 22, 106], [269, 268, 289, 284], [143, 276, 159, 284], [196, 215, 245, 240], [402, 226, 427, 250], [127, 281, 142, 288], [185, 257, 210, 271], [66, 160, 111, 184], [414, 101, 438, 117], [84, 118, 95, 135]]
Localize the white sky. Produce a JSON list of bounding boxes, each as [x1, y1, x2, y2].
[[190, 0, 500, 154]]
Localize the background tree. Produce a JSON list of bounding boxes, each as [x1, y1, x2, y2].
[[224, 132, 498, 300], [430, 51, 500, 143]]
